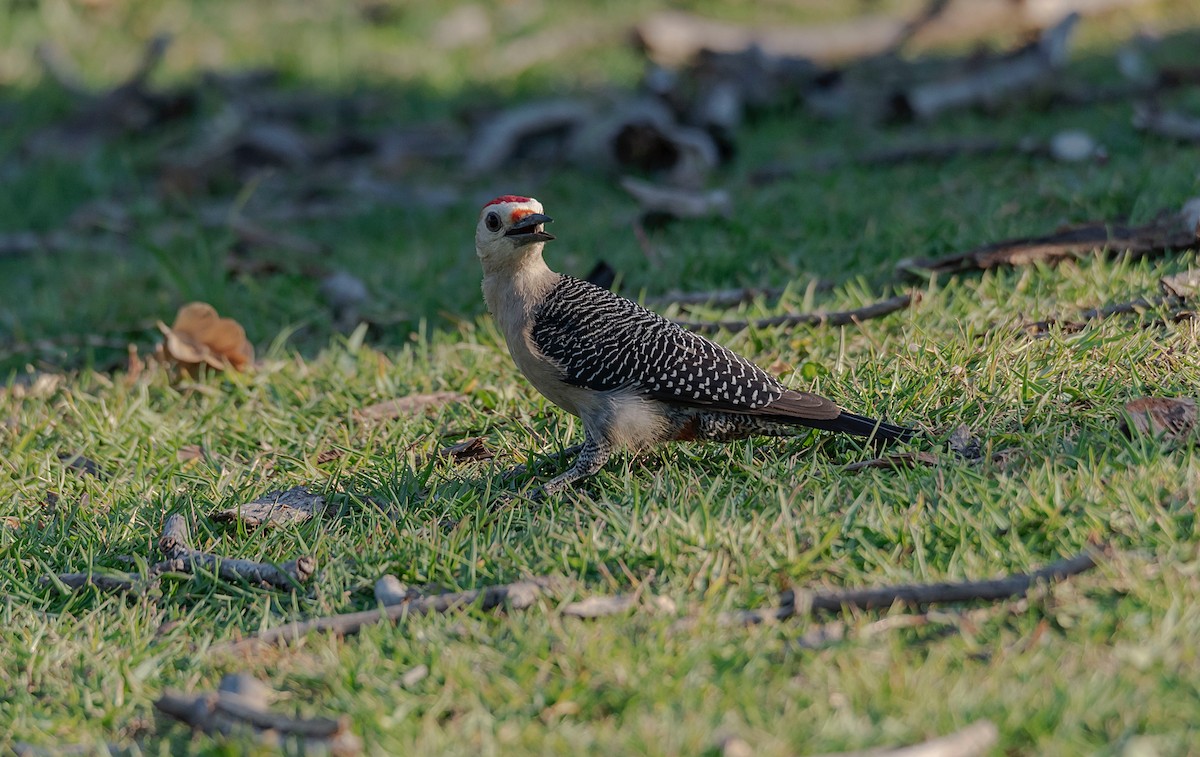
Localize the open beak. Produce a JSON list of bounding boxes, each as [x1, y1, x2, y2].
[[505, 213, 555, 244]]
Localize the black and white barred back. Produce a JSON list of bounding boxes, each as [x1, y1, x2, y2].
[[531, 275, 787, 410]]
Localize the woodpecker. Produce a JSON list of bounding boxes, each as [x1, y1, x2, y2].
[[477, 195, 914, 496]]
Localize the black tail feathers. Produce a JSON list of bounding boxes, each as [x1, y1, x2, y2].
[[806, 411, 916, 442]]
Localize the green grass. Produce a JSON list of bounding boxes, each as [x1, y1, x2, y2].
[[4, 0, 1200, 754]]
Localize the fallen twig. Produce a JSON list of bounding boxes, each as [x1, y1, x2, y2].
[[728, 548, 1102, 624], [213, 577, 554, 652], [643, 286, 788, 309], [158, 514, 316, 590], [753, 130, 1100, 184], [675, 293, 915, 334], [28, 34, 194, 156], [1134, 104, 1200, 143], [156, 673, 361, 754], [900, 203, 1199, 275], [1024, 295, 1179, 334], [48, 514, 316, 594], [896, 13, 1079, 119], [44, 572, 143, 594], [421, 436, 494, 466]]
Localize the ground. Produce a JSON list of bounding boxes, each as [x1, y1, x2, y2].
[[2, 0, 1200, 754]]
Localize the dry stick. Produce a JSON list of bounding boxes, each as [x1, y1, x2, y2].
[[901, 217, 1199, 275], [883, 0, 953, 56], [1025, 295, 1179, 334], [212, 578, 554, 653], [644, 286, 787, 309], [46, 572, 143, 594], [731, 548, 1101, 625], [897, 13, 1078, 120], [158, 514, 316, 590], [753, 139, 1008, 185], [155, 692, 344, 739], [675, 293, 915, 334], [1047, 63, 1200, 109], [216, 550, 1102, 653]]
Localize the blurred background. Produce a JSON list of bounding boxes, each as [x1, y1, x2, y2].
[[2, 0, 1199, 375]]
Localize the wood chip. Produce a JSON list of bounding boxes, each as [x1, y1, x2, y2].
[[211, 486, 326, 528]]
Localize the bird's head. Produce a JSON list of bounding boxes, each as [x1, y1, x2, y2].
[[475, 195, 555, 270]]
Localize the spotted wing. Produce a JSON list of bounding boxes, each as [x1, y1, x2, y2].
[[530, 276, 837, 419]]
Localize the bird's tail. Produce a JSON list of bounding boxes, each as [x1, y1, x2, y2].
[[805, 411, 916, 442]]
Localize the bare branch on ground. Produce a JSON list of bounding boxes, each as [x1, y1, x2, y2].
[[727, 548, 1103, 625], [900, 202, 1199, 275], [675, 293, 916, 334], [212, 577, 555, 653], [157, 514, 316, 590], [155, 673, 361, 754]]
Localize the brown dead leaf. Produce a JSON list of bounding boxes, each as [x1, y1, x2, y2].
[[158, 302, 254, 372], [356, 392, 466, 421], [211, 486, 325, 529], [947, 424, 982, 461], [315, 448, 344, 464], [437, 436, 494, 463], [177, 444, 205, 463], [1122, 397, 1197, 443], [1160, 270, 1200, 299], [58, 452, 106, 479], [416, 436, 495, 468], [844, 451, 940, 472], [3, 516, 19, 529]]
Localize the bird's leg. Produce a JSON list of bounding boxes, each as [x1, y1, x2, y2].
[[534, 433, 612, 498]]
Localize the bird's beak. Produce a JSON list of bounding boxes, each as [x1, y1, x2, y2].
[[505, 213, 555, 244]]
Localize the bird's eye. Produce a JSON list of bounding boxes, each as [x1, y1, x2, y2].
[[485, 212, 501, 232]]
